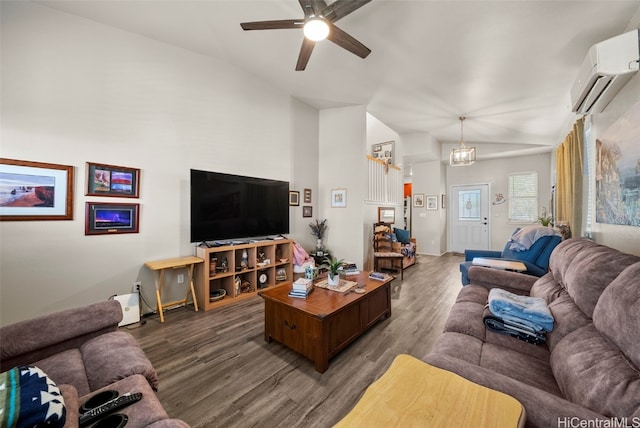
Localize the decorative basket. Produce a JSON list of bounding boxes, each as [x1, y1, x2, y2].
[[209, 288, 226, 302]]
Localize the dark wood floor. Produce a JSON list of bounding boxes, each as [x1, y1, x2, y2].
[[127, 253, 463, 428]]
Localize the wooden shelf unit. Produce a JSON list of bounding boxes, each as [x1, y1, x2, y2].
[[195, 239, 293, 311]]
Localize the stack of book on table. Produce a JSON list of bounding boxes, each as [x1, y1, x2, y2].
[[289, 278, 314, 299], [343, 262, 359, 276]]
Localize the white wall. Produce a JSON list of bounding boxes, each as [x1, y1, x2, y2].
[[318, 106, 367, 268], [291, 99, 320, 251], [0, 2, 317, 324], [447, 153, 552, 250]]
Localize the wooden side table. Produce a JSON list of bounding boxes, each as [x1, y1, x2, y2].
[[144, 256, 203, 323]]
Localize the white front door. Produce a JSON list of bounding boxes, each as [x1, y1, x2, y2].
[[450, 184, 490, 253]]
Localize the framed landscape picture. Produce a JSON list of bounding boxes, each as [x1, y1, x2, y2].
[[85, 202, 139, 235], [0, 158, 74, 221], [86, 162, 140, 198]]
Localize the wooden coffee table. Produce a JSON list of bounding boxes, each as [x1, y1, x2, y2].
[[259, 271, 393, 373]]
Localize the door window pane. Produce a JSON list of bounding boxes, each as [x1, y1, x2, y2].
[[459, 190, 480, 220]]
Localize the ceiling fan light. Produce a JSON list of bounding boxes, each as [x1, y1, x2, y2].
[[303, 18, 330, 41]]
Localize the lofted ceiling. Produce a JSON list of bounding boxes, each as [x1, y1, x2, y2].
[[36, 0, 640, 165]]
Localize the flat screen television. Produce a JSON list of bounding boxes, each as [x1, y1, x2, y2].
[[190, 169, 289, 243]]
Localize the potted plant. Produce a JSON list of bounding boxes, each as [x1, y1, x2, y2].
[[321, 256, 344, 286], [537, 207, 554, 227]]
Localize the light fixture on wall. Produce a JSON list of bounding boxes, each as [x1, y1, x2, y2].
[[303, 17, 330, 41], [450, 116, 476, 166]]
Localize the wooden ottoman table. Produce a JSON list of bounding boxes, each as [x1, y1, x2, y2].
[[259, 271, 392, 373], [334, 354, 525, 428]]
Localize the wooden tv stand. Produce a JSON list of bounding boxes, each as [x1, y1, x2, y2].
[[195, 239, 293, 311]]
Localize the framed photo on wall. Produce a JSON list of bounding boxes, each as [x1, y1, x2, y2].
[[331, 188, 347, 208], [303, 206, 312, 217], [303, 188, 312, 203], [378, 207, 395, 224], [413, 193, 425, 208], [426, 195, 438, 210], [85, 202, 139, 235], [289, 191, 300, 206], [0, 158, 74, 221], [86, 162, 140, 198]]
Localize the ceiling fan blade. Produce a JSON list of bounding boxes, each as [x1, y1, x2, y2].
[[322, 0, 372, 23], [296, 38, 316, 71], [299, 0, 328, 17], [241, 20, 302, 31], [327, 24, 371, 58]]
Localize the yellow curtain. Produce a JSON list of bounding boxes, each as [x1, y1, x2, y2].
[[555, 118, 584, 237]]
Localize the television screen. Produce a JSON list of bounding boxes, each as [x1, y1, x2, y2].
[[190, 169, 289, 243]]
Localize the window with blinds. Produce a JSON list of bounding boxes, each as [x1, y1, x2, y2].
[[508, 171, 538, 222]]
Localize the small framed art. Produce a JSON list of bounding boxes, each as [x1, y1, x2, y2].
[[413, 193, 425, 208], [303, 188, 312, 203], [426, 195, 438, 210], [378, 207, 395, 224], [331, 189, 347, 208], [441, 194, 447, 209], [86, 162, 140, 198], [0, 158, 74, 221], [289, 191, 300, 206], [85, 202, 139, 235], [303, 206, 312, 218]]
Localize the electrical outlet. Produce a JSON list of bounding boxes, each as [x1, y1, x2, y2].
[[177, 274, 184, 284], [133, 281, 141, 293]]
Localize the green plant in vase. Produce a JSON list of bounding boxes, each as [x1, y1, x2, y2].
[[321, 256, 345, 286], [537, 207, 554, 227]]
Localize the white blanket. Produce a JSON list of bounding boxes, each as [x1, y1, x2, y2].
[[509, 225, 560, 252]]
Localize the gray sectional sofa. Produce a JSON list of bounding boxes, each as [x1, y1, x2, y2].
[[0, 300, 188, 427], [426, 238, 640, 428]]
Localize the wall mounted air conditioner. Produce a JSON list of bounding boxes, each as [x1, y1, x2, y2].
[[570, 29, 639, 114]]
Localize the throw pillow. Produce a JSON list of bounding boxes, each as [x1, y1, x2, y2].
[[0, 366, 66, 427], [394, 228, 410, 244]]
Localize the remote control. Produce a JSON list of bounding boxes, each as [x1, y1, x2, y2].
[[79, 392, 142, 427]]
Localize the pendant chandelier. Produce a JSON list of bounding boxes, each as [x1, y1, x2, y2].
[[450, 116, 476, 166]]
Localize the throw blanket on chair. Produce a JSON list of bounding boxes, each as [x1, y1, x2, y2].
[[508, 225, 561, 251], [488, 288, 554, 333]]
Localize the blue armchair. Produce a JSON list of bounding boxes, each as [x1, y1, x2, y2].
[[460, 228, 562, 285]]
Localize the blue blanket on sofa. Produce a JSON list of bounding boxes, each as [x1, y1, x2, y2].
[[488, 288, 554, 332]]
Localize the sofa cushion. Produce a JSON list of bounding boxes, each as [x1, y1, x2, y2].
[[544, 292, 591, 351], [81, 331, 159, 392], [592, 261, 640, 370], [0, 366, 66, 428], [548, 238, 639, 318], [36, 348, 91, 396], [551, 324, 640, 418]]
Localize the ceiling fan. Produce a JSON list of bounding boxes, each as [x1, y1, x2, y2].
[[240, 0, 372, 71]]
